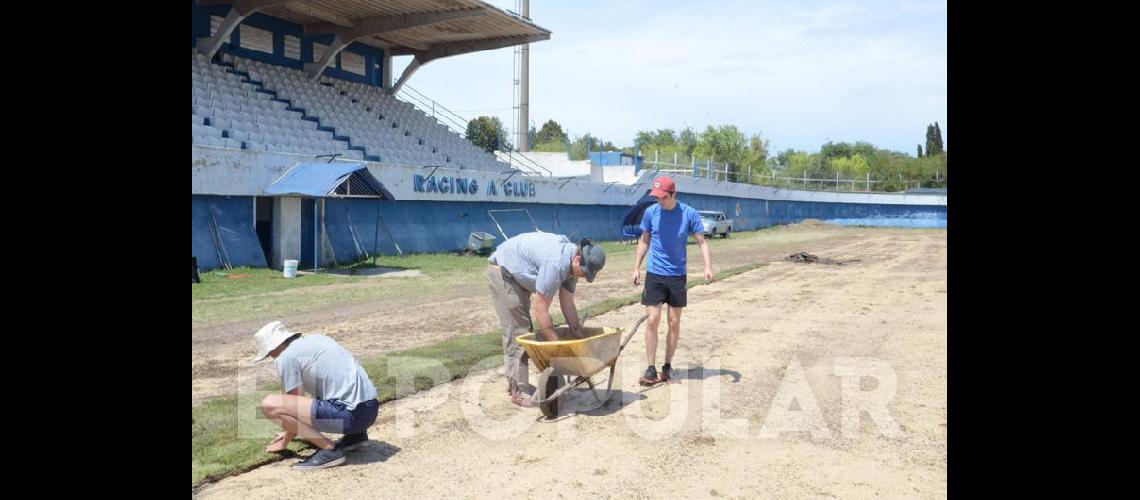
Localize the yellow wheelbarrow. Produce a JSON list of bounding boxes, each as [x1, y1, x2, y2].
[[517, 314, 648, 419]]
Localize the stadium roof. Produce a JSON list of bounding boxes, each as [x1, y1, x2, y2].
[[197, 0, 550, 89]]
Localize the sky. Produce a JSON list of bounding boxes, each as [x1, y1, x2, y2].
[[391, 0, 946, 154]]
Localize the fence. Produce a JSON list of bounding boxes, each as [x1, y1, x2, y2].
[[639, 149, 944, 193]]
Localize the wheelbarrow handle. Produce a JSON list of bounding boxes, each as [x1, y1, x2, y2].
[[619, 314, 649, 353]]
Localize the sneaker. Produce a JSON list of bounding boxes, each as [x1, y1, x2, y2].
[[292, 448, 346, 471], [639, 365, 659, 386], [659, 364, 675, 383], [333, 432, 368, 452]]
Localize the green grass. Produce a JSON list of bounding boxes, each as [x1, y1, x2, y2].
[[378, 252, 489, 276], [193, 253, 488, 300], [191, 260, 770, 489], [192, 266, 367, 301], [194, 223, 809, 300], [192, 392, 312, 488], [360, 333, 502, 401], [191, 224, 828, 328], [192, 242, 633, 327], [192, 253, 490, 327], [192, 223, 855, 329]]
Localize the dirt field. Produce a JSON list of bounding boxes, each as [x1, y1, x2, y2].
[[193, 223, 872, 404], [194, 226, 947, 497]]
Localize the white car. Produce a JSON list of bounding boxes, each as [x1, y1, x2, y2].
[[698, 211, 733, 238]]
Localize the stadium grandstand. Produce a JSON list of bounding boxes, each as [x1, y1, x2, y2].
[[192, 0, 550, 172]]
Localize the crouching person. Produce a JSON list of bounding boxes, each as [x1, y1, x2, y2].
[[251, 321, 380, 470]]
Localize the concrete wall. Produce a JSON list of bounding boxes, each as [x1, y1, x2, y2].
[[495, 151, 592, 178], [600, 164, 639, 184], [271, 196, 302, 269]]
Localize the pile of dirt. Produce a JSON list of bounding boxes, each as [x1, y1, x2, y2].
[[784, 251, 861, 266], [798, 219, 827, 227]]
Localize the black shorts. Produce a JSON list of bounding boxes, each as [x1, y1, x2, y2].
[[641, 272, 687, 307]]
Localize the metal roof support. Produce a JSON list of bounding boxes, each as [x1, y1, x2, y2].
[[197, 0, 292, 60], [387, 33, 550, 95], [304, 8, 487, 79]]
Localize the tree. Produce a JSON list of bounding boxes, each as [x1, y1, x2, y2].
[[531, 140, 567, 153], [776, 148, 796, 168], [743, 133, 771, 178], [465, 116, 506, 152], [925, 122, 944, 156], [695, 125, 749, 167], [678, 127, 698, 156], [653, 128, 677, 146], [633, 130, 657, 151], [853, 141, 876, 158], [781, 150, 815, 180], [821, 141, 854, 160], [749, 133, 770, 163], [830, 154, 870, 178], [535, 120, 568, 146], [932, 122, 944, 155], [634, 128, 678, 151], [568, 133, 616, 160], [917, 144, 923, 157]]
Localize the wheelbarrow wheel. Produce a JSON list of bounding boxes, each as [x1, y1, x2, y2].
[[536, 368, 564, 419]]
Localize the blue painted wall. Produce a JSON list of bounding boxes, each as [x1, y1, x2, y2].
[[316, 194, 946, 262], [192, 191, 944, 270], [589, 151, 643, 169], [675, 192, 947, 232], [320, 199, 630, 263]]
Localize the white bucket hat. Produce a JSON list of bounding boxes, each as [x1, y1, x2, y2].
[[251, 321, 299, 363]]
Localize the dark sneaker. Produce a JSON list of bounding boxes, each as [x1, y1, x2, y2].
[[659, 365, 675, 383], [639, 366, 659, 386], [292, 448, 346, 471], [334, 432, 368, 452]]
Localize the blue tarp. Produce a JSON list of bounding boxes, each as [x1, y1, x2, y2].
[[322, 200, 388, 263], [621, 199, 656, 227], [192, 195, 268, 270], [263, 162, 393, 199], [620, 196, 656, 238], [319, 199, 628, 258]]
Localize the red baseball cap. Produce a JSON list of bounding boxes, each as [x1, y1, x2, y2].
[[649, 176, 676, 198]]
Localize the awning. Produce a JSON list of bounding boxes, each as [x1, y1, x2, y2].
[[263, 162, 394, 199]]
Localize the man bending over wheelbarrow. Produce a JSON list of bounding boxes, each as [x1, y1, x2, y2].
[[487, 232, 607, 407]]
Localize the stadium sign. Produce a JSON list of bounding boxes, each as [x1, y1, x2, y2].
[[412, 174, 536, 197]]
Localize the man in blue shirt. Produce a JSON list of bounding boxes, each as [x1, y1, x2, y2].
[[631, 176, 713, 385]]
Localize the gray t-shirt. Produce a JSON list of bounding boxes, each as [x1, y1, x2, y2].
[[274, 334, 378, 410], [488, 232, 578, 298]]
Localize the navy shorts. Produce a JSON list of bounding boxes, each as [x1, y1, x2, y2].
[[310, 398, 380, 435], [641, 272, 688, 307]]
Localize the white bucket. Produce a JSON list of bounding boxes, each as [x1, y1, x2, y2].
[[283, 259, 299, 278]]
